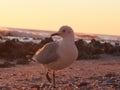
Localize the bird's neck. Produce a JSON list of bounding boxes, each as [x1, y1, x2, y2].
[[62, 37, 75, 44]]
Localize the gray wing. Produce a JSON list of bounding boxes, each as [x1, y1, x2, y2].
[[33, 42, 59, 64]]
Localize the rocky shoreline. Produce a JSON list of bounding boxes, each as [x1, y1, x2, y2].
[[0, 37, 120, 90], [0, 37, 120, 66]]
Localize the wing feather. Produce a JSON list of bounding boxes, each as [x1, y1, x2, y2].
[[33, 42, 59, 64]]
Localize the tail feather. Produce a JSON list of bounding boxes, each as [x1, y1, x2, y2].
[[31, 55, 37, 62]]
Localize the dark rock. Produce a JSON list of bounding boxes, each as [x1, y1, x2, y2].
[[0, 61, 15, 68], [75, 39, 100, 59], [0, 37, 53, 64], [0, 36, 119, 66], [102, 42, 114, 54], [78, 82, 89, 87], [105, 72, 117, 78], [16, 59, 29, 65], [31, 85, 40, 90]]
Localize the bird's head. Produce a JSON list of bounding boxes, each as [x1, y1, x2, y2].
[[51, 25, 74, 39]]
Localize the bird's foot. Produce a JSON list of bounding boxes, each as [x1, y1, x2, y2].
[[53, 86, 56, 88], [53, 71, 56, 88], [46, 72, 52, 83]]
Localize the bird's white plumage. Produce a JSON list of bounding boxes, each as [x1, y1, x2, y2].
[[33, 25, 78, 71], [33, 42, 59, 64], [46, 38, 78, 70]]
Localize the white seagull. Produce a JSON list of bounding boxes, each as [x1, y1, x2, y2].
[[33, 25, 78, 88]]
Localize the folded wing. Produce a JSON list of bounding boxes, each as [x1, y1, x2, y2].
[[33, 42, 59, 64]]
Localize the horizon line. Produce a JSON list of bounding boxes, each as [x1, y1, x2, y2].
[[0, 26, 120, 36]]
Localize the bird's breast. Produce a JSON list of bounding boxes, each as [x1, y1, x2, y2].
[[58, 43, 78, 63], [46, 41, 78, 70]]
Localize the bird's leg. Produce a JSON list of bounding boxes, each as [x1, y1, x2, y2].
[[53, 70, 56, 88], [46, 69, 52, 83]]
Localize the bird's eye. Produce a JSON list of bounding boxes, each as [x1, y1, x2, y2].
[[62, 29, 66, 32]]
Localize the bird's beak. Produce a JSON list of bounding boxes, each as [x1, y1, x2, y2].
[[51, 32, 60, 36]]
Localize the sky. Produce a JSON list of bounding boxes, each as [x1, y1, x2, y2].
[[0, 0, 120, 35]]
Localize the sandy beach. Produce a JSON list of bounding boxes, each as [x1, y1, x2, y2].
[[0, 55, 120, 89]]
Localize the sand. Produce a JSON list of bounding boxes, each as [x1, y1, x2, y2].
[[0, 55, 120, 89]]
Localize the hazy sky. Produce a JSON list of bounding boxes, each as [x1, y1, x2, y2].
[[0, 0, 120, 35]]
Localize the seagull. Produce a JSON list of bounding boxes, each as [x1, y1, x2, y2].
[[33, 25, 78, 88]]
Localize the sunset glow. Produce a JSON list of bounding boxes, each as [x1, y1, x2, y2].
[[0, 0, 120, 35]]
